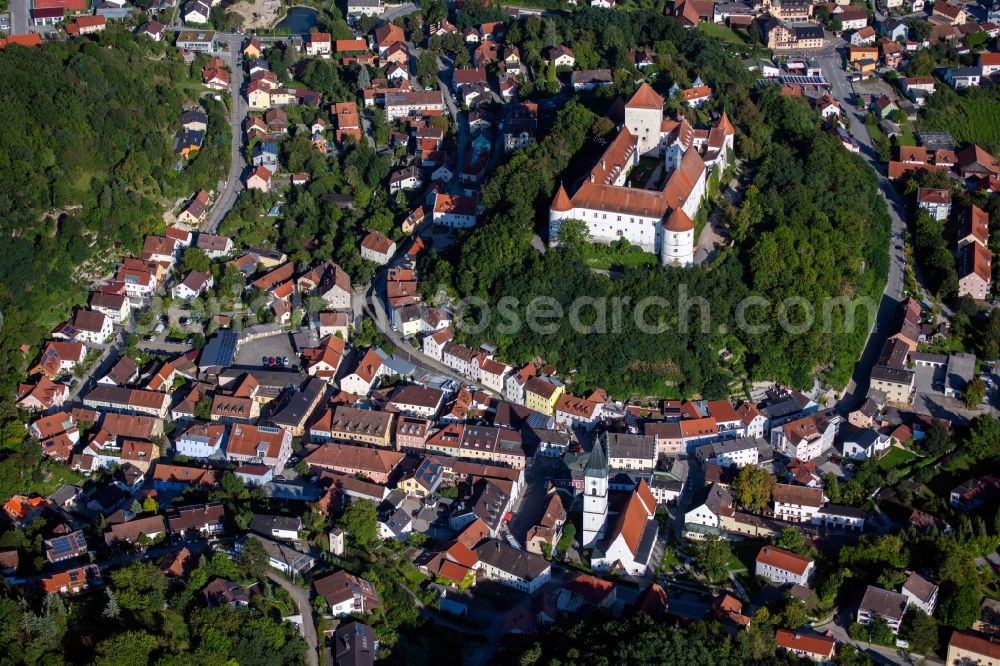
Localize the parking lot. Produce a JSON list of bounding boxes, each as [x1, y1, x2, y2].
[[233, 333, 298, 370]]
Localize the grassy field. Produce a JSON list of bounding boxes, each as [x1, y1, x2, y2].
[[877, 446, 918, 470], [697, 22, 748, 46]]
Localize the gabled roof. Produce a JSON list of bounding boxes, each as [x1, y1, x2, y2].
[[626, 83, 664, 109], [756, 545, 812, 575]]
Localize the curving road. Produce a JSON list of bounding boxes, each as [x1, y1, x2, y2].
[[811, 52, 910, 410], [265, 571, 319, 666]]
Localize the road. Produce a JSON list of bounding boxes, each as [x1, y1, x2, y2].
[[381, 1, 419, 22], [265, 571, 319, 666], [816, 612, 918, 666], [809, 51, 910, 411], [363, 279, 493, 393], [204, 34, 247, 233], [9, 0, 27, 34]]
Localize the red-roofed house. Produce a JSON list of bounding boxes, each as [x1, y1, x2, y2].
[[755, 545, 815, 585], [775, 629, 836, 661]]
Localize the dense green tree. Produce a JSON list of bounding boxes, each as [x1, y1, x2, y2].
[[340, 499, 379, 549], [899, 607, 938, 655], [732, 465, 776, 513], [94, 630, 159, 666], [111, 561, 167, 614], [966, 414, 1000, 460], [692, 535, 732, 583], [965, 377, 987, 408]]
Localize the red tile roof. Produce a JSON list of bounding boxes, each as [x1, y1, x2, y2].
[[775, 629, 835, 658], [756, 545, 813, 575]]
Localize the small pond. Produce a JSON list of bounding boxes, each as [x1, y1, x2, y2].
[[275, 6, 318, 33]]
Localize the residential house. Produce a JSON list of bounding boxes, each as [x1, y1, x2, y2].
[[165, 503, 225, 536], [695, 437, 762, 468], [225, 424, 293, 472], [172, 270, 213, 301], [857, 585, 909, 634], [40, 564, 102, 596], [958, 242, 992, 300], [314, 571, 381, 616], [339, 347, 386, 396], [774, 630, 836, 662], [304, 443, 405, 484], [546, 45, 575, 68], [901, 571, 939, 616], [474, 539, 551, 593], [772, 483, 824, 523], [245, 166, 271, 192], [770, 410, 840, 461], [755, 545, 814, 586], [360, 230, 395, 265], [946, 631, 1000, 665]]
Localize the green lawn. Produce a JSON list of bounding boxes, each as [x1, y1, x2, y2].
[[28, 461, 84, 496], [896, 123, 917, 147], [877, 447, 918, 470], [697, 22, 748, 46]]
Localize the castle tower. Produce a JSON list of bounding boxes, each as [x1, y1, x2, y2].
[[582, 438, 609, 548], [548, 183, 573, 245], [660, 208, 695, 267], [624, 83, 665, 157]]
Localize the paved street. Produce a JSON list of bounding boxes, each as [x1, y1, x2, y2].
[[363, 278, 493, 393], [265, 571, 319, 666], [9, 0, 28, 34], [204, 34, 247, 233], [807, 51, 910, 410]]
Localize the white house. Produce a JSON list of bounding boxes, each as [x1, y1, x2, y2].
[[813, 503, 866, 531], [695, 437, 761, 468], [433, 193, 477, 228], [755, 545, 814, 586], [184, 0, 211, 25], [858, 586, 909, 634], [175, 422, 227, 458], [473, 539, 551, 593], [772, 484, 824, 523], [422, 328, 454, 363], [901, 571, 939, 616], [770, 410, 841, 461], [339, 348, 386, 396], [684, 482, 734, 533], [839, 426, 891, 460], [172, 271, 214, 302], [917, 188, 952, 221], [360, 231, 396, 265]]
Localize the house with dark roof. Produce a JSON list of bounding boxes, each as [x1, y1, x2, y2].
[[474, 539, 551, 593], [314, 570, 381, 616], [858, 585, 909, 634]]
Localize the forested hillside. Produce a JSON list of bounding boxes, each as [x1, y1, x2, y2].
[[0, 29, 229, 494]]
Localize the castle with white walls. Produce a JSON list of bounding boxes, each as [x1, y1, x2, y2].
[[548, 83, 734, 267]]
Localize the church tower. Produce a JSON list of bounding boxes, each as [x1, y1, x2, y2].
[[582, 438, 609, 548]]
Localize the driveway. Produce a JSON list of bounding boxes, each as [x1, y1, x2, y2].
[[265, 571, 319, 666]]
